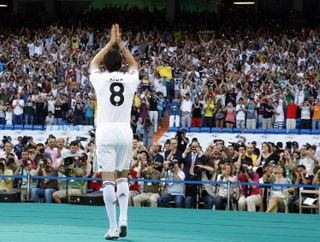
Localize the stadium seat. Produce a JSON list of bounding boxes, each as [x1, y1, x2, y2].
[[246, 129, 255, 134], [277, 129, 287, 134], [265, 129, 276, 134], [200, 127, 211, 133], [300, 129, 311, 135], [311, 129, 320, 135], [222, 128, 232, 133], [168, 127, 179, 133], [287, 129, 299, 134], [232, 128, 242, 133], [3, 124, 14, 130], [13, 124, 23, 130], [255, 129, 265, 134], [210, 128, 222, 133], [189, 127, 200, 132], [33, 125, 44, 131], [24, 125, 33, 130]]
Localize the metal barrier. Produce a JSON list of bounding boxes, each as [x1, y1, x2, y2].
[[1, 174, 320, 209]]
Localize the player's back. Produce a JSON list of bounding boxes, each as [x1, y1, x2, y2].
[[90, 69, 139, 125]]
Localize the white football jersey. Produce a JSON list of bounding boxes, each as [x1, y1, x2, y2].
[[90, 69, 139, 125]]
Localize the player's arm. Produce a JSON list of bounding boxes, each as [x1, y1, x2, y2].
[[116, 24, 138, 71], [90, 24, 117, 71]]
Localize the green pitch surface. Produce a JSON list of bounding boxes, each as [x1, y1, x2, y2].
[[0, 203, 319, 242]]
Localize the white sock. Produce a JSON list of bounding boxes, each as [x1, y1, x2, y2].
[[103, 181, 117, 230], [116, 178, 129, 224]]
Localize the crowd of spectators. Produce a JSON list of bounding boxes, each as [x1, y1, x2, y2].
[[0, 131, 319, 213], [1, 11, 320, 134]]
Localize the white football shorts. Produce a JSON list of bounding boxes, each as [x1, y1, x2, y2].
[[94, 123, 133, 172]]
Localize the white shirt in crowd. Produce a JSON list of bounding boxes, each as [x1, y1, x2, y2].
[[275, 105, 284, 122], [180, 98, 193, 113], [236, 104, 246, 121], [12, 99, 24, 116]]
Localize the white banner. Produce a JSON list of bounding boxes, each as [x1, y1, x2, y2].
[[0, 125, 93, 145], [158, 132, 320, 150]]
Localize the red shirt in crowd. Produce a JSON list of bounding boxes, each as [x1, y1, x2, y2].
[[286, 104, 297, 119]]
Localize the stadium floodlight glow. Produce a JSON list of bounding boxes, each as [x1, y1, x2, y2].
[[0, 4, 8, 7], [233, 1, 255, 5]]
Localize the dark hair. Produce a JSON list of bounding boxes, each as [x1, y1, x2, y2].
[[103, 49, 122, 72]]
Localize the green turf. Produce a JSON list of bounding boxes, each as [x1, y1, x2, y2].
[[0, 203, 319, 242]]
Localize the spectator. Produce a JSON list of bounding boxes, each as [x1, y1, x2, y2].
[[225, 102, 235, 128], [84, 96, 95, 126], [52, 156, 84, 203], [274, 100, 285, 129], [204, 95, 214, 128], [18, 159, 36, 201], [215, 163, 238, 210], [159, 158, 185, 208], [5, 105, 13, 125], [311, 99, 320, 130], [266, 165, 293, 213], [12, 93, 25, 125], [31, 157, 58, 203], [235, 98, 246, 129], [24, 96, 35, 125], [133, 161, 161, 207], [0, 158, 13, 191], [237, 161, 262, 212], [73, 95, 84, 125], [148, 91, 159, 133], [214, 101, 225, 128], [168, 97, 180, 128], [45, 111, 55, 126], [245, 98, 257, 130], [262, 98, 274, 129], [284, 98, 298, 131], [191, 97, 203, 127], [180, 93, 192, 129], [0, 100, 6, 125], [300, 100, 311, 129]]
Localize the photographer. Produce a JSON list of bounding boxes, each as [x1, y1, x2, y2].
[[0, 158, 13, 191], [18, 158, 36, 201], [288, 165, 313, 213], [52, 156, 84, 203], [31, 143, 51, 167], [0, 141, 18, 162], [185, 154, 216, 209], [31, 157, 58, 203], [159, 157, 185, 208], [312, 166, 320, 185], [182, 141, 202, 180], [237, 161, 262, 212], [133, 160, 161, 207]]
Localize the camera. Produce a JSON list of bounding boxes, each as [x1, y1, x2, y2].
[[2, 136, 11, 143], [64, 157, 75, 167], [21, 136, 31, 146], [39, 148, 45, 154], [240, 165, 252, 174], [40, 159, 48, 168], [168, 162, 175, 170], [0, 163, 4, 170], [190, 146, 196, 151], [22, 160, 28, 167], [193, 166, 203, 178], [7, 158, 15, 165]]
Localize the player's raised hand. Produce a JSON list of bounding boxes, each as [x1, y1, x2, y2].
[[115, 24, 123, 48], [109, 24, 116, 45]]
